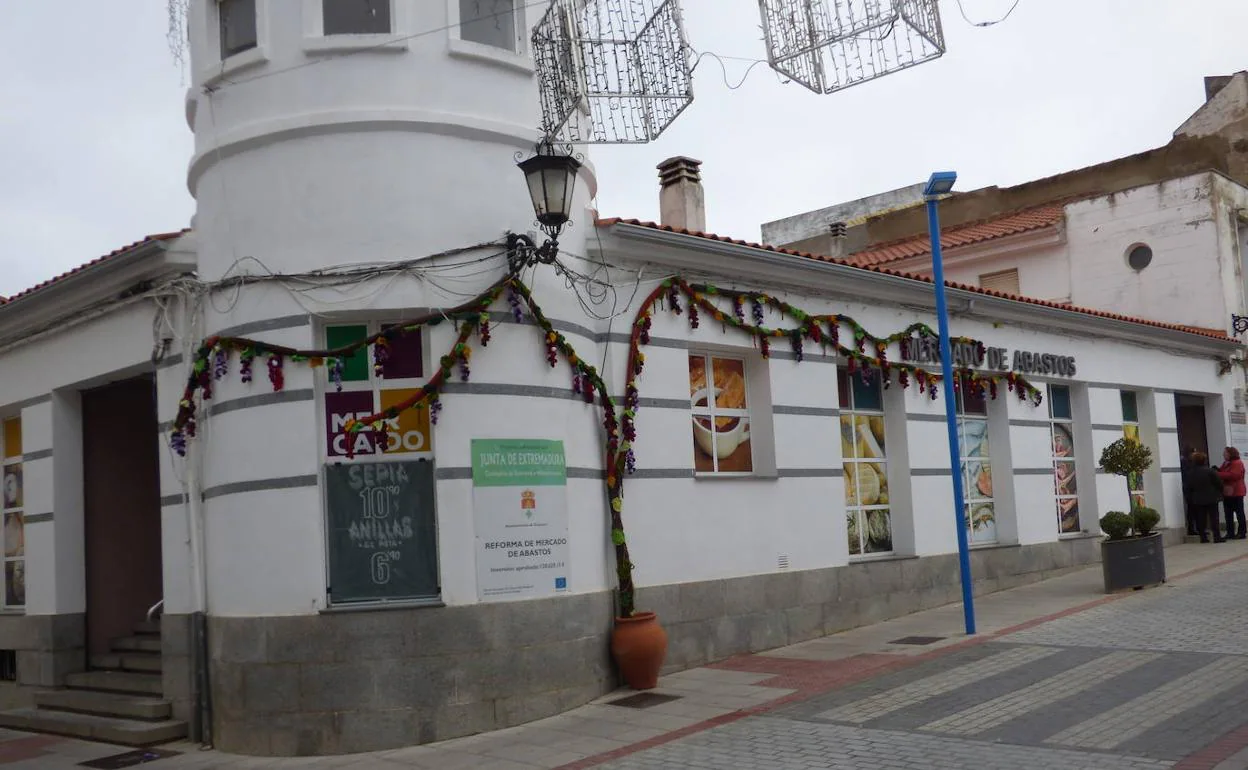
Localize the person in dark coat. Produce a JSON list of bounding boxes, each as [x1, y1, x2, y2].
[[1184, 451, 1226, 543], [1181, 446, 1197, 536]]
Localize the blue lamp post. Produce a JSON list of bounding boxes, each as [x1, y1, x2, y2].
[[924, 171, 977, 636]]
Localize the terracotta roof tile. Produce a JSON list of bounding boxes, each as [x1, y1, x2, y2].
[[846, 204, 1066, 267], [595, 217, 1234, 343], [2, 230, 189, 306]]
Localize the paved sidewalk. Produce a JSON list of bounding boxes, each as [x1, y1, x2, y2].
[[4, 540, 1248, 769]]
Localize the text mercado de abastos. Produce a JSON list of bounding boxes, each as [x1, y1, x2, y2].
[[900, 335, 1077, 377]]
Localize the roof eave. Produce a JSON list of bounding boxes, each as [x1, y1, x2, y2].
[[0, 237, 196, 343], [600, 222, 1240, 357]]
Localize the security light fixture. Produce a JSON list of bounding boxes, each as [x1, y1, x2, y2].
[[518, 140, 582, 240], [924, 171, 958, 198]]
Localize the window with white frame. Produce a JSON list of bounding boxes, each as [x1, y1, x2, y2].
[[218, 0, 258, 59], [1, 417, 24, 609], [1121, 390, 1145, 509], [324, 0, 391, 35], [323, 322, 431, 461], [459, 0, 518, 51], [839, 368, 891, 556], [688, 353, 752, 474], [1048, 384, 1080, 533], [956, 375, 996, 544]]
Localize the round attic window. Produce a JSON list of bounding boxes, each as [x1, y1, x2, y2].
[[1126, 244, 1153, 271]]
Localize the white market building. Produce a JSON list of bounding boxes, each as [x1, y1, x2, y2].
[[0, 0, 1241, 757]]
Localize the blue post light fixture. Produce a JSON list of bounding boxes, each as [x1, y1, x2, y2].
[[923, 170, 977, 636]]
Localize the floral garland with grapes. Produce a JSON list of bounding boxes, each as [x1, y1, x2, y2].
[[169, 274, 1043, 619]]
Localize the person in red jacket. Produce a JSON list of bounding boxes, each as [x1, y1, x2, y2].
[[1218, 446, 1246, 540]]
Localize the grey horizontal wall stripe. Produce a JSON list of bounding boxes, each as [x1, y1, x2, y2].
[[911, 468, 952, 476], [160, 493, 186, 507], [24, 512, 53, 524], [908, 413, 947, 423], [202, 474, 319, 501], [774, 405, 839, 417], [638, 396, 689, 410], [1009, 419, 1051, 429], [1092, 424, 1125, 432], [487, 310, 598, 343], [778, 468, 841, 478], [1158, 427, 1179, 434], [1087, 383, 1174, 395], [1014, 468, 1055, 476], [631, 468, 694, 479], [157, 420, 172, 434], [1162, 466, 1181, 473], [215, 314, 310, 339], [21, 449, 52, 462], [768, 351, 836, 364], [156, 352, 184, 370], [206, 388, 314, 418], [440, 382, 586, 402], [8, 394, 51, 411]]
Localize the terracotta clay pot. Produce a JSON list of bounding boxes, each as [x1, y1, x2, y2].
[[611, 611, 668, 690]]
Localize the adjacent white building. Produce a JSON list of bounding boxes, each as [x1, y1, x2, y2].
[[0, 1, 1240, 758]]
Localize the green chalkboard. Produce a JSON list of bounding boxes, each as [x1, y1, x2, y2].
[[325, 460, 439, 604]]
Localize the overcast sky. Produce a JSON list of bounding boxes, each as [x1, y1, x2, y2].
[[1, 1, 1245, 297]]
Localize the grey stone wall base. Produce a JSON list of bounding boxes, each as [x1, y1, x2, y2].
[[638, 537, 1106, 675], [208, 591, 616, 756], [209, 536, 1116, 757], [0, 614, 85, 687], [162, 614, 194, 725]]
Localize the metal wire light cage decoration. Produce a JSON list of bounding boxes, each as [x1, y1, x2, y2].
[[532, 0, 695, 144], [759, 0, 946, 95]]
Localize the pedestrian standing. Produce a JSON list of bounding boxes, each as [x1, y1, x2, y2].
[[1185, 452, 1227, 543], [1218, 446, 1246, 540], [1181, 446, 1197, 536]]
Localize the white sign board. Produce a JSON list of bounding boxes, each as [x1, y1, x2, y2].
[[471, 439, 570, 601]]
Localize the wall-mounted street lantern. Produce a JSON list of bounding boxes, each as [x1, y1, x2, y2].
[[510, 140, 583, 273], [1232, 314, 1248, 335]]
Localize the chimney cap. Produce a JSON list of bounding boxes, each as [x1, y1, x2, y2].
[[657, 156, 703, 187]]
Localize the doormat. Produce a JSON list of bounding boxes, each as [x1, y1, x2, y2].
[[79, 748, 179, 768], [606, 692, 683, 709], [889, 636, 945, 646]]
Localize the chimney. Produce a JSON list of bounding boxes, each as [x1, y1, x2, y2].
[[657, 156, 706, 232]]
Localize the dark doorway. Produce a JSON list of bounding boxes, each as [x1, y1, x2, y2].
[[1176, 395, 1209, 459], [82, 376, 162, 659]]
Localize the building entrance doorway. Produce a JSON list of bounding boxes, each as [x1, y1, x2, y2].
[[1176, 394, 1209, 459], [82, 375, 162, 659]]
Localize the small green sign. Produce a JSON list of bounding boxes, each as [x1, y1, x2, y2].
[[471, 439, 567, 487]]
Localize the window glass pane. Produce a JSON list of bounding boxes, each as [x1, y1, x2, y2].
[[324, 0, 391, 34], [714, 417, 752, 472], [958, 375, 987, 415], [837, 369, 850, 410], [219, 0, 258, 58], [1052, 423, 1074, 459], [691, 417, 714, 473], [965, 461, 992, 500], [4, 514, 22, 558], [688, 354, 707, 403], [380, 325, 422, 380], [839, 415, 857, 460], [1, 419, 20, 460], [864, 509, 892, 553], [327, 325, 370, 382], [459, 0, 516, 50], [959, 417, 989, 458], [2, 465, 21, 512], [1058, 496, 1080, 533], [1054, 460, 1077, 496], [711, 358, 747, 410], [851, 369, 883, 412], [967, 503, 996, 544], [846, 512, 861, 556], [1121, 391, 1139, 423], [5, 561, 23, 607], [1049, 385, 1072, 421]]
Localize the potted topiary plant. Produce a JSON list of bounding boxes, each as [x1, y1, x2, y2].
[[1098, 438, 1165, 592]]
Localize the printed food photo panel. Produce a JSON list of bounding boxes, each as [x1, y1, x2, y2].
[[689, 355, 752, 473]]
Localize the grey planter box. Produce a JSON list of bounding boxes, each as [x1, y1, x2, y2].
[[1101, 532, 1166, 593]]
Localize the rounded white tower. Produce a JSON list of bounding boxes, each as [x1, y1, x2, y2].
[[169, 1, 611, 756]]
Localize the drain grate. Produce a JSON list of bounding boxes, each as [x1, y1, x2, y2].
[[606, 692, 683, 709], [79, 749, 179, 768], [889, 636, 945, 646]]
